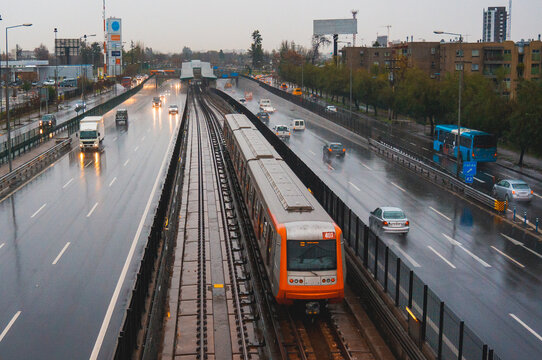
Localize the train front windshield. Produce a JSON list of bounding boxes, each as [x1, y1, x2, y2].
[[287, 240, 337, 271]]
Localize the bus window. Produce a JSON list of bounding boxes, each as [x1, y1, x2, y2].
[[474, 135, 496, 148], [460, 136, 472, 148]]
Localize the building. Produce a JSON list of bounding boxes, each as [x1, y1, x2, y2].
[[376, 35, 388, 47], [343, 39, 542, 97], [483, 7, 507, 42], [180, 60, 217, 86]]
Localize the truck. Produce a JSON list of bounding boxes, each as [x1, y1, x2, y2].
[[115, 109, 128, 125], [78, 116, 105, 151], [152, 97, 162, 108], [121, 76, 132, 88]]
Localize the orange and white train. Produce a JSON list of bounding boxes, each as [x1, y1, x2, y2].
[[223, 114, 345, 314]]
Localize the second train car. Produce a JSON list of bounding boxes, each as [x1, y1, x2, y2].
[[223, 113, 345, 314]]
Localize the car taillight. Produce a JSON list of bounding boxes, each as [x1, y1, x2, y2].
[[383, 221, 388, 226], [531, 190, 534, 194], [512, 190, 515, 194], [276, 132, 279, 135], [494, 153, 497, 157], [405, 221, 409, 226], [328, 148, 332, 152], [288, 133, 291, 136], [472, 153, 475, 158], [343, 148, 345, 152]]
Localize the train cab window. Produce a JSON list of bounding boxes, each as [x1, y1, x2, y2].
[[262, 220, 269, 243], [286, 240, 337, 271], [266, 229, 275, 265]]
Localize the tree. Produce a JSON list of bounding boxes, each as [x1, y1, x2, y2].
[[249, 30, 264, 69], [509, 80, 542, 165], [219, 49, 225, 63], [34, 44, 49, 60], [182, 46, 193, 61], [310, 35, 331, 64], [15, 44, 23, 60]]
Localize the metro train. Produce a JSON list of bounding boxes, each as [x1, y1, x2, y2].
[[223, 113, 345, 314]]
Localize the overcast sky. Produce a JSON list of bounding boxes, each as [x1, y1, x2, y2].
[[2, 0, 541, 54]]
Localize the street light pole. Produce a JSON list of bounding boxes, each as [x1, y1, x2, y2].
[[79, 34, 96, 103], [5, 23, 32, 172], [434, 30, 464, 178], [54, 27, 59, 111]]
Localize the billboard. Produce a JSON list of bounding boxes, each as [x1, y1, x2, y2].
[[55, 38, 80, 57], [313, 19, 357, 35], [106, 18, 122, 76]]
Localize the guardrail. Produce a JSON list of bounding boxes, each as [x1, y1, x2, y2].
[[213, 87, 502, 360], [0, 137, 71, 196], [114, 87, 190, 359], [370, 139, 506, 213], [1, 77, 151, 166]]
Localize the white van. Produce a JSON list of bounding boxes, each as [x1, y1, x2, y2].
[[259, 98, 271, 107], [292, 119, 305, 131]]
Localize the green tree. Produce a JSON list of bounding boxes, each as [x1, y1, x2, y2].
[[509, 80, 542, 165], [249, 30, 264, 69]]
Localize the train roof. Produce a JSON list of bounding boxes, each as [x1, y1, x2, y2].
[[435, 124, 492, 137], [225, 114, 332, 224], [225, 113, 256, 131]]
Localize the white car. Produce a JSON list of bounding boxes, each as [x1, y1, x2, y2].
[[261, 105, 276, 113], [43, 79, 56, 86], [273, 125, 290, 140], [325, 105, 338, 113], [292, 119, 305, 131], [369, 207, 410, 236]]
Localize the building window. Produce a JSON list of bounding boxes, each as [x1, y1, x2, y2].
[[373, 61, 379, 66], [384, 52, 390, 57], [472, 49, 480, 57], [532, 63, 540, 75], [431, 61, 436, 69], [374, 52, 379, 57], [504, 49, 511, 54], [455, 63, 464, 71], [456, 50, 464, 57], [533, 49, 541, 54], [472, 64, 479, 71], [431, 47, 436, 54]]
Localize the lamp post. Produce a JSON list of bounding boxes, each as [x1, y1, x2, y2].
[[54, 27, 59, 111], [5, 23, 32, 172], [79, 34, 96, 103], [434, 30, 464, 178]]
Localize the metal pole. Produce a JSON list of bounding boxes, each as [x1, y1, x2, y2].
[[438, 301, 444, 359], [349, 61, 352, 118], [55, 28, 59, 112], [456, 35, 463, 178], [5, 27, 12, 172]]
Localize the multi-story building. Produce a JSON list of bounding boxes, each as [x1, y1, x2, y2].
[[483, 6, 507, 42], [343, 39, 542, 97]]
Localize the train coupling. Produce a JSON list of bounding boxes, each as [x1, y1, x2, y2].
[[305, 301, 321, 316]]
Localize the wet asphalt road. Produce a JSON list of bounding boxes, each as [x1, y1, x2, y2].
[[225, 78, 542, 360], [0, 79, 185, 359]]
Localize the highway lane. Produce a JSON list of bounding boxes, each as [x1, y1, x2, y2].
[[225, 79, 542, 360], [0, 79, 185, 359]]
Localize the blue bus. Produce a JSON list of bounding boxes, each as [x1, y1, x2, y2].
[[433, 124, 497, 162]]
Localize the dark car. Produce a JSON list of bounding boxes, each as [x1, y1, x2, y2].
[[256, 111, 269, 123], [74, 101, 87, 113], [152, 97, 162, 108], [40, 114, 57, 132], [323, 142, 346, 157]]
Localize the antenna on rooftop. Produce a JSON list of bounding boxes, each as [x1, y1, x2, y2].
[[351, 10, 358, 46]]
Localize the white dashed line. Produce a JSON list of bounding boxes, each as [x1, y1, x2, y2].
[[360, 162, 372, 170], [428, 246, 456, 269], [429, 206, 452, 221], [134, 146, 139, 152], [86, 202, 99, 218], [474, 177, 486, 183], [0, 243, 4, 250], [442, 234, 491, 267], [141, 136, 145, 141], [393, 244, 421, 268], [309, 150, 316, 155], [109, 177, 117, 187], [62, 178, 74, 189], [410, 142, 417, 146], [0, 311, 21, 343], [112, 137, 118, 142], [31, 203, 47, 218], [422, 147, 430, 151], [533, 192, 542, 200], [491, 246, 525, 268], [84, 161, 93, 168], [123, 159, 130, 167], [348, 182, 360, 191], [509, 314, 542, 342], [391, 182, 406, 192], [52, 242, 71, 265], [501, 233, 542, 259]]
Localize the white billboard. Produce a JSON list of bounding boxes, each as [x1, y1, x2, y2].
[[313, 19, 357, 35], [106, 18, 122, 76]]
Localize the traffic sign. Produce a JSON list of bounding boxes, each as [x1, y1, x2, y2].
[[463, 161, 477, 176], [465, 175, 474, 184]]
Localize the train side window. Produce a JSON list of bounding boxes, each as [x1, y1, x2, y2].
[[266, 229, 274, 265], [262, 220, 269, 243]]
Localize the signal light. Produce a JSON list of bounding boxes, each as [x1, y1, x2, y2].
[[299, 279, 303, 283], [322, 279, 325, 283], [331, 278, 335, 282], [289, 279, 293, 283], [405, 221, 409, 226]]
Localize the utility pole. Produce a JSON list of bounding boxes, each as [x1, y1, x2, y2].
[[54, 27, 59, 111]]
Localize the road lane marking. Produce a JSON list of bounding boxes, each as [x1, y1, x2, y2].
[[31, 203, 47, 218], [490, 246, 525, 268], [141, 136, 145, 141], [348, 182, 360, 191], [84, 161, 93, 168], [0, 243, 4, 250], [52, 242, 71, 265], [393, 244, 421, 268], [391, 182, 406, 192], [327, 164, 335, 171], [533, 192, 542, 200], [509, 314, 542, 342], [422, 147, 430, 151], [474, 177, 486, 183], [442, 234, 491, 267], [134, 146, 139, 152], [112, 137, 118, 142], [0, 311, 21, 343], [427, 246, 456, 269], [62, 178, 74, 189], [360, 162, 372, 170], [109, 177, 117, 187], [429, 206, 452, 221], [410, 142, 417, 146], [501, 233, 542, 259], [309, 150, 316, 155], [90, 117, 178, 360], [123, 159, 130, 167], [86, 202, 99, 218]]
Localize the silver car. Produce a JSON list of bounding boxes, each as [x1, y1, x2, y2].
[[369, 207, 410, 236], [492, 179, 533, 202]]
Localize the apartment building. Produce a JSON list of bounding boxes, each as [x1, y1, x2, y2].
[[483, 6, 507, 42]]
